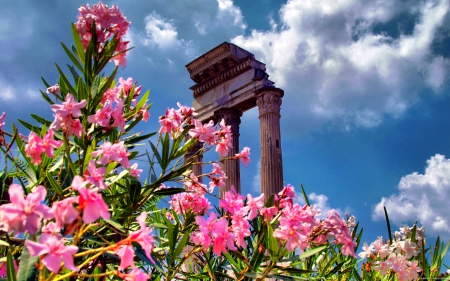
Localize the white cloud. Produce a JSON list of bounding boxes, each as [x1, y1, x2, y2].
[[252, 160, 261, 192], [372, 154, 450, 239], [217, 0, 247, 30], [296, 192, 347, 219], [231, 0, 450, 133], [142, 12, 183, 49]]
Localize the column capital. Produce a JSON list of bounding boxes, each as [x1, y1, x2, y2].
[[214, 108, 242, 136], [255, 87, 284, 116]]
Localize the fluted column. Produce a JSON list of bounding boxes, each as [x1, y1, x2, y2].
[[256, 87, 284, 198], [185, 136, 204, 181], [215, 108, 242, 198]]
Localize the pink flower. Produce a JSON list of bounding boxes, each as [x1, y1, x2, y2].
[[0, 112, 6, 131], [25, 234, 79, 273], [52, 197, 79, 228], [211, 218, 236, 255], [215, 141, 230, 157], [46, 84, 60, 94], [246, 193, 264, 220], [188, 119, 216, 145], [24, 132, 44, 164], [159, 108, 183, 136], [50, 94, 86, 118], [115, 245, 135, 270], [219, 186, 245, 215], [177, 102, 194, 118], [71, 176, 110, 224], [92, 141, 129, 167], [129, 212, 155, 262], [129, 163, 143, 178], [68, 118, 85, 138], [41, 130, 62, 158], [234, 147, 251, 167], [208, 163, 227, 192], [88, 103, 113, 128], [85, 160, 107, 190], [120, 268, 150, 281], [0, 184, 53, 234]]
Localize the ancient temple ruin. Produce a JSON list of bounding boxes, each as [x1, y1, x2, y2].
[[185, 42, 284, 198]]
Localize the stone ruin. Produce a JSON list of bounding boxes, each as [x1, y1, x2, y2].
[[185, 42, 284, 198]]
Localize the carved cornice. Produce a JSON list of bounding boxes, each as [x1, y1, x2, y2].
[[191, 57, 256, 98]]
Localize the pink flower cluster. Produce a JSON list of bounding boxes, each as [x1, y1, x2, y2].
[[75, 2, 130, 66], [89, 77, 148, 132], [159, 103, 194, 137], [24, 129, 62, 165], [189, 119, 233, 157], [359, 225, 423, 281], [190, 186, 264, 255], [169, 173, 212, 215], [188, 184, 357, 258], [50, 94, 86, 138]]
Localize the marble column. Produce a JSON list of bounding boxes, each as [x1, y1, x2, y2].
[[255, 87, 284, 198], [215, 108, 242, 198], [184, 136, 204, 182]]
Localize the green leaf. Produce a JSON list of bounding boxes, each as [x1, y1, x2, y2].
[[104, 219, 126, 233], [300, 184, 310, 206], [152, 188, 185, 196], [173, 231, 191, 260], [55, 63, 77, 96], [266, 223, 278, 262], [124, 132, 156, 145], [45, 174, 63, 196], [298, 245, 327, 260], [129, 180, 142, 204], [6, 249, 17, 281], [71, 23, 85, 62], [30, 114, 52, 127], [0, 240, 10, 247], [383, 206, 393, 244], [17, 119, 41, 134], [17, 245, 38, 281], [61, 42, 83, 71]]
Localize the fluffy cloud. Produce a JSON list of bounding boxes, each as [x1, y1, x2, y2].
[[231, 0, 450, 133], [372, 154, 450, 239], [297, 192, 347, 219]]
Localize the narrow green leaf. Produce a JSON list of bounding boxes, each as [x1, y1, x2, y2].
[[17, 245, 38, 281], [383, 206, 393, 244], [124, 132, 156, 145], [300, 184, 310, 206], [298, 245, 327, 259], [129, 180, 142, 204], [60, 42, 83, 71], [173, 231, 191, 260], [55, 63, 77, 96], [45, 174, 63, 196], [149, 141, 163, 167], [17, 119, 41, 134], [152, 188, 185, 196], [0, 240, 10, 247], [71, 23, 85, 62], [6, 250, 17, 281], [104, 219, 126, 233], [266, 223, 278, 262]]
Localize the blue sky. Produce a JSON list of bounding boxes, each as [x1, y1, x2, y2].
[[1, 0, 450, 250]]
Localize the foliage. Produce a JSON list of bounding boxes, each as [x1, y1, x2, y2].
[[0, 2, 448, 281]]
